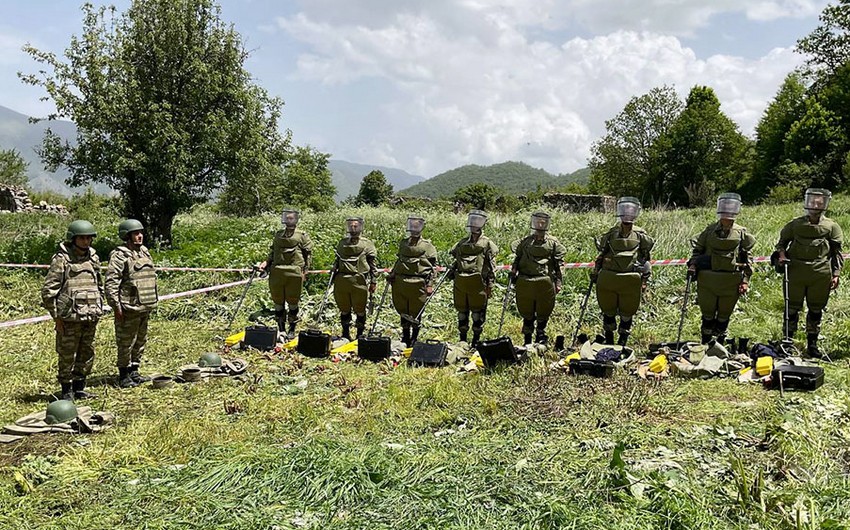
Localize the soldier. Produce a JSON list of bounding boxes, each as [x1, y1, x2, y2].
[[775, 188, 843, 357], [511, 211, 566, 345], [105, 219, 157, 388], [388, 215, 438, 346], [591, 197, 654, 346], [448, 210, 498, 346], [331, 217, 378, 340], [257, 208, 313, 336], [687, 193, 756, 344], [41, 220, 104, 401]]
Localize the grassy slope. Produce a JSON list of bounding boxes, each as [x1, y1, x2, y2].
[[0, 200, 849, 529]]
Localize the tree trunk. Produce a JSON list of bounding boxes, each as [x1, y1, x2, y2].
[[150, 212, 176, 248]]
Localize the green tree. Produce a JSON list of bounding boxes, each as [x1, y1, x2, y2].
[[796, 0, 850, 79], [20, 0, 290, 244], [355, 170, 393, 206], [782, 98, 845, 189], [452, 183, 499, 209], [654, 86, 752, 206], [0, 149, 29, 187], [588, 86, 683, 201]]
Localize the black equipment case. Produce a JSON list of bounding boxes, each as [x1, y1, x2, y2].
[[243, 325, 277, 351], [770, 365, 824, 391], [477, 336, 519, 368], [297, 329, 332, 358], [409, 340, 448, 367], [568, 358, 615, 378], [358, 335, 392, 361]]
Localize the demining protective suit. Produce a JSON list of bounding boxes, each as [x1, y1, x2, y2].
[[592, 197, 654, 347], [259, 209, 313, 335], [448, 210, 498, 346], [688, 193, 756, 344], [388, 215, 438, 346], [41, 220, 104, 402], [105, 219, 157, 389], [511, 211, 566, 345], [775, 188, 844, 357], [332, 217, 378, 339]]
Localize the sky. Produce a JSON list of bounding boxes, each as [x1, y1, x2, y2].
[[0, 0, 831, 178]]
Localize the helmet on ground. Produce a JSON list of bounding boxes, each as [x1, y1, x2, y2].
[[198, 352, 223, 368], [346, 217, 364, 237], [716, 193, 742, 220], [804, 188, 831, 214], [467, 210, 487, 233], [118, 219, 145, 240], [281, 208, 300, 228], [530, 211, 550, 232], [616, 197, 641, 223], [66, 220, 97, 242], [45, 399, 78, 425], [406, 215, 426, 236]]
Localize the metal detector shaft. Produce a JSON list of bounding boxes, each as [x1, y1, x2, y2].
[[369, 280, 390, 336], [783, 261, 790, 341], [226, 267, 258, 332], [571, 277, 595, 345], [497, 274, 515, 337], [313, 269, 336, 325], [412, 268, 451, 325], [675, 273, 693, 346]]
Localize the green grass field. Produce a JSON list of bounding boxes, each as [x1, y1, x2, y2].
[[1, 200, 849, 529]]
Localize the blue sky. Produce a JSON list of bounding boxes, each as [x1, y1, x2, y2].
[[0, 0, 830, 177]]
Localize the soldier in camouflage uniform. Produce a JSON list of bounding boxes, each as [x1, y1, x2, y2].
[[388, 215, 438, 346], [331, 217, 378, 340], [41, 220, 104, 401], [448, 210, 498, 346], [105, 219, 158, 388], [592, 197, 654, 347], [258, 208, 313, 336], [511, 211, 566, 345], [775, 188, 844, 357], [688, 193, 756, 344]]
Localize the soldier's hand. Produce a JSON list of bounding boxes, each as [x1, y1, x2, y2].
[[115, 308, 124, 322], [687, 266, 697, 280], [778, 251, 789, 264], [641, 281, 648, 292], [302, 271, 307, 282], [386, 274, 395, 284], [590, 268, 599, 283], [425, 284, 434, 296], [554, 281, 562, 294], [831, 276, 840, 290], [369, 282, 377, 294], [257, 261, 267, 272], [54, 319, 64, 334], [738, 282, 749, 295]]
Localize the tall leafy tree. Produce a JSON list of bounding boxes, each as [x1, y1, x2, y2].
[[0, 149, 29, 187], [20, 0, 290, 243], [796, 0, 850, 79], [588, 86, 683, 201], [355, 170, 394, 206]]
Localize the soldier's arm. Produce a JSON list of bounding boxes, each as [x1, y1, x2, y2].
[[484, 240, 499, 286], [366, 241, 378, 283], [40, 255, 66, 319], [104, 251, 126, 310], [775, 221, 794, 252], [265, 239, 274, 268], [739, 231, 757, 279], [690, 227, 708, 260], [640, 232, 655, 281], [93, 253, 104, 298], [551, 240, 567, 285], [510, 239, 524, 274], [301, 232, 314, 273], [829, 223, 844, 276], [426, 243, 438, 286]]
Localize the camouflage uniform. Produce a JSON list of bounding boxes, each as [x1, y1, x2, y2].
[[332, 235, 378, 339], [41, 242, 103, 386], [511, 234, 566, 344], [449, 234, 498, 344], [266, 228, 313, 333], [105, 244, 157, 372], [389, 237, 438, 345]]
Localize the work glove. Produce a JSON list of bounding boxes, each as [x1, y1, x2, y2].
[[590, 268, 600, 283], [687, 267, 697, 281], [831, 276, 840, 290], [738, 281, 749, 295], [369, 282, 377, 294]]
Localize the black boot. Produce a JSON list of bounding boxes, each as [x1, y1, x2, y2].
[[602, 315, 616, 345], [700, 317, 715, 344], [402, 324, 411, 347], [458, 312, 470, 343], [715, 319, 730, 344], [274, 309, 286, 334], [341, 313, 352, 340], [72, 379, 96, 400], [459, 329, 468, 343], [535, 320, 548, 345], [355, 314, 366, 338], [118, 367, 138, 388], [806, 333, 822, 358], [471, 330, 482, 348], [129, 363, 150, 384], [287, 308, 299, 335], [522, 318, 534, 345], [787, 312, 799, 339], [60, 382, 74, 402], [617, 319, 632, 347], [411, 326, 421, 345]]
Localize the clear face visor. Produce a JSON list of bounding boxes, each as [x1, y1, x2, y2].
[[716, 197, 742, 220], [281, 210, 300, 227], [406, 217, 425, 236], [530, 213, 550, 232], [804, 189, 831, 213], [617, 201, 641, 223], [467, 213, 487, 232], [346, 218, 364, 236]]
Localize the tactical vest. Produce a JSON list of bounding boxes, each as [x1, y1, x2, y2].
[[118, 246, 158, 309], [57, 253, 102, 321], [455, 236, 491, 276], [705, 226, 746, 272], [395, 239, 434, 277], [272, 230, 306, 268], [517, 237, 555, 277], [601, 229, 642, 273], [336, 237, 372, 276], [788, 219, 833, 262]]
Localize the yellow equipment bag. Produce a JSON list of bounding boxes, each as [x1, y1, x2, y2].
[[649, 354, 668, 373], [565, 352, 580, 363], [224, 331, 245, 347], [755, 356, 774, 377], [331, 340, 359, 354]]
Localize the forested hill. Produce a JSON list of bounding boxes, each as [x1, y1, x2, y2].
[[399, 161, 588, 198]]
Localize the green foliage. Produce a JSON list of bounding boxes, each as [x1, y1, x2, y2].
[[20, 0, 291, 244], [0, 148, 28, 187], [355, 170, 394, 206], [451, 183, 499, 209], [796, 0, 850, 79], [402, 161, 566, 198]]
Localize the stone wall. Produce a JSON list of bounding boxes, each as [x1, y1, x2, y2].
[[542, 192, 616, 213], [0, 185, 68, 215]]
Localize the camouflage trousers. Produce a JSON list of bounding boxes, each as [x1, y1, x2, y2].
[[55, 320, 98, 384], [115, 310, 150, 368]]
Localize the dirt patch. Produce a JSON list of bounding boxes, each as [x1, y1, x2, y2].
[[0, 433, 70, 467]]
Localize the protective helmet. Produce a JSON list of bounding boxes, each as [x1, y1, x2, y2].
[[198, 352, 223, 368], [530, 211, 550, 232], [716, 193, 742, 220], [118, 219, 145, 240], [346, 217, 364, 237], [65, 220, 97, 242], [616, 197, 641, 223], [406, 215, 426, 237], [281, 208, 300, 228], [45, 399, 78, 425], [804, 188, 831, 214], [467, 210, 487, 233]]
